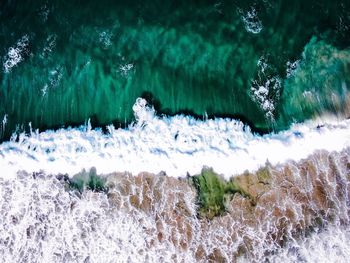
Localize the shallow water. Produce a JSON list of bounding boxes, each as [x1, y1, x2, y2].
[[0, 148, 349, 262]]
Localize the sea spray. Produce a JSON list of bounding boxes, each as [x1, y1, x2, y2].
[[0, 114, 7, 139]]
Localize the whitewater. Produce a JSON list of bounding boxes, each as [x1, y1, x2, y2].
[[0, 98, 349, 262], [0, 98, 349, 179]]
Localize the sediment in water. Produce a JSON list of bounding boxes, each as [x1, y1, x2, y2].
[[0, 147, 349, 262]]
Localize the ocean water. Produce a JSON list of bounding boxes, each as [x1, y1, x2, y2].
[[0, 0, 349, 139], [1, 0, 350, 262]]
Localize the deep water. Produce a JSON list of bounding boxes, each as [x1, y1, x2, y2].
[[0, 0, 350, 140]]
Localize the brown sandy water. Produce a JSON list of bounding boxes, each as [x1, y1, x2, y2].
[[0, 148, 349, 262]]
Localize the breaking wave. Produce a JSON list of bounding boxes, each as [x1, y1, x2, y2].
[[0, 98, 349, 179], [0, 99, 349, 262]]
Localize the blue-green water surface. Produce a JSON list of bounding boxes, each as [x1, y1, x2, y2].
[[0, 0, 349, 139]]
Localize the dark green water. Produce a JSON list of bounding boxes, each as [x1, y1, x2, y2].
[[0, 0, 350, 139]]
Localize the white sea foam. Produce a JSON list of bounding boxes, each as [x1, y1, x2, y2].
[[3, 35, 29, 73], [99, 31, 113, 49], [0, 99, 349, 262], [0, 98, 349, 179], [270, 226, 350, 263], [286, 59, 300, 78], [0, 172, 162, 263], [239, 7, 263, 34], [251, 56, 281, 119], [119, 63, 134, 77], [0, 154, 349, 263]]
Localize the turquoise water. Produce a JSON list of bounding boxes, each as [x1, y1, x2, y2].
[[0, 0, 349, 140]]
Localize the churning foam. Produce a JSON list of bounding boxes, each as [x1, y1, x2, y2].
[[1, 149, 349, 263], [0, 98, 349, 179]]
